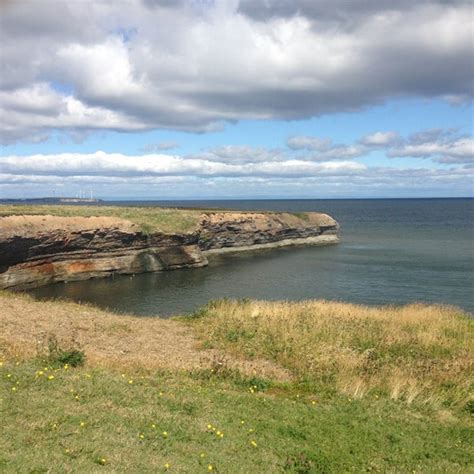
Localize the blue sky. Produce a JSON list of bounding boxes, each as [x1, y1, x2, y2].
[[1, 1, 472, 199]]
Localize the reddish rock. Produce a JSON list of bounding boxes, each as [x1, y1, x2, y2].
[[0, 212, 339, 290]]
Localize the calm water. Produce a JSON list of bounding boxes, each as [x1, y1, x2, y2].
[[29, 198, 474, 316]]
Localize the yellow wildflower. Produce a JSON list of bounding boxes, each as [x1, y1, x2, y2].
[[47, 375, 54, 380], [208, 465, 213, 471], [162, 431, 168, 437], [164, 463, 170, 470], [250, 440, 257, 447]]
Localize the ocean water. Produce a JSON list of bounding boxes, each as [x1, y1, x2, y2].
[[29, 198, 474, 316]]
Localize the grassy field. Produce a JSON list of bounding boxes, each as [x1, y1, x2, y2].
[[1, 294, 473, 473], [187, 300, 474, 409], [0, 204, 203, 233]]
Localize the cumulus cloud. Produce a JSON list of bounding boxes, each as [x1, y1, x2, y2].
[[360, 131, 400, 147], [386, 129, 474, 164], [1, 126, 472, 198], [0, 151, 366, 180], [389, 137, 474, 164], [285, 128, 474, 164], [0, 0, 472, 143], [188, 145, 288, 164]]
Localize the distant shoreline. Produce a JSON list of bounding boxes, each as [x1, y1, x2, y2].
[[1, 196, 472, 205], [0, 197, 103, 204]]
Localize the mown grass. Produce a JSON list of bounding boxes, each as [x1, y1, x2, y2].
[[186, 299, 474, 409], [0, 204, 202, 234], [1, 360, 473, 473]]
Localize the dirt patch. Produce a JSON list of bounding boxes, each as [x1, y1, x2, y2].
[[0, 293, 290, 381]]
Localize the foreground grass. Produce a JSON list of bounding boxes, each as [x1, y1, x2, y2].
[[1, 295, 473, 472], [1, 360, 472, 473], [0, 204, 202, 233], [187, 300, 474, 409]]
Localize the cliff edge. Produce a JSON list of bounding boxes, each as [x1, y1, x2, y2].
[[0, 210, 339, 290]]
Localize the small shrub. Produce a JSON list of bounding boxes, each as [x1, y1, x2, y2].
[[53, 349, 86, 367], [42, 334, 86, 368]]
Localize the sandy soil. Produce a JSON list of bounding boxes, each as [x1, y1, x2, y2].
[[0, 293, 290, 381]]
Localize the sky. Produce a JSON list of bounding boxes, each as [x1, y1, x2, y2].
[[0, 0, 473, 200]]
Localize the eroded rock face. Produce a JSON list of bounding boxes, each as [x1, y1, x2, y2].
[[0, 212, 339, 290], [198, 212, 338, 250]]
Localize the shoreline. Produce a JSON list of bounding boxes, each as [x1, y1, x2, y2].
[[0, 206, 340, 290]]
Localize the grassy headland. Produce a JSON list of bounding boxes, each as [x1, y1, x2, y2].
[[1, 293, 472, 472], [0, 204, 203, 234]]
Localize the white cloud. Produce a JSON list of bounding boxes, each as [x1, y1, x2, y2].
[[389, 137, 474, 163], [360, 131, 400, 146], [0, 0, 472, 143], [0, 151, 366, 179]]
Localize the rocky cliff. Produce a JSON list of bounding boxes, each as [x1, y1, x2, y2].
[[0, 211, 339, 290]]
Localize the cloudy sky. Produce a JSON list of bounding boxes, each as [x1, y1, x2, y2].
[[0, 0, 473, 199]]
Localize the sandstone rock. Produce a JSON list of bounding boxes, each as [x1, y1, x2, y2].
[[0, 211, 339, 290]]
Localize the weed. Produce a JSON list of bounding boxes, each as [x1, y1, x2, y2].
[[42, 334, 85, 368]]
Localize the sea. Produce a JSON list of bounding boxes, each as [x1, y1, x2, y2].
[[27, 198, 474, 316]]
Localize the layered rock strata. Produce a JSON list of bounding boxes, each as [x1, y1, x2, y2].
[[0, 211, 339, 290]]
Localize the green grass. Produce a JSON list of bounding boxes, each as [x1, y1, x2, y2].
[[0, 204, 203, 234], [1, 360, 472, 473], [1, 297, 472, 472]]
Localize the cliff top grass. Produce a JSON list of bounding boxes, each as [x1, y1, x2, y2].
[[0, 204, 203, 234], [1, 293, 472, 472], [0, 204, 321, 235]]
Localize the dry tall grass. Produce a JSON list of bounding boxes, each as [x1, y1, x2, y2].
[[189, 299, 474, 406], [0, 292, 289, 380]]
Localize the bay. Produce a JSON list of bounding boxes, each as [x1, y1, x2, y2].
[[29, 198, 474, 316]]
